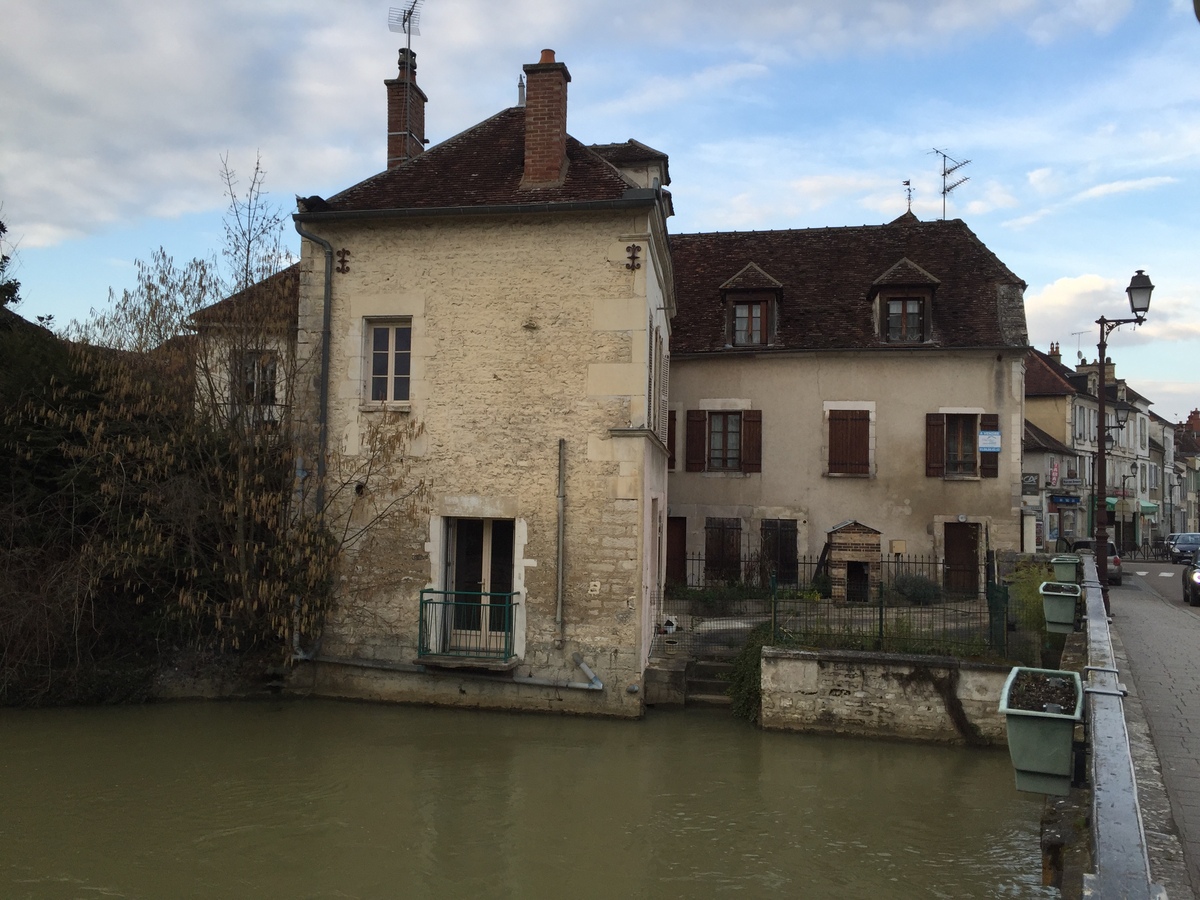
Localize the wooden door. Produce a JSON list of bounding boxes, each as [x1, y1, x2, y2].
[[944, 522, 980, 596]]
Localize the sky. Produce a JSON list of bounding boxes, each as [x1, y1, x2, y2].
[[3, 0, 1198, 420]]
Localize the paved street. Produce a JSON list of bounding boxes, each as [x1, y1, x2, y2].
[[1110, 560, 1200, 898]]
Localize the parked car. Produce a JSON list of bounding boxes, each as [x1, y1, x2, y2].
[[1071, 538, 1122, 585], [1170, 533, 1200, 564], [1182, 551, 1200, 606]]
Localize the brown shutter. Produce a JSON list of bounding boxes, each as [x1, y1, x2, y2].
[[829, 410, 870, 474], [926, 413, 945, 477], [742, 410, 762, 473], [980, 413, 1000, 478], [686, 410, 706, 472], [667, 410, 677, 470]]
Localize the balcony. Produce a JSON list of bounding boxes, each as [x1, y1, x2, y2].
[[418, 589, 517, 669]]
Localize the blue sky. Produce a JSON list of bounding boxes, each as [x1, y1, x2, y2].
[[3, 0, 1198, 419]]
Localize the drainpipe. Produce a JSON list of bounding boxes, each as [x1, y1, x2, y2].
[[293, 220, 334, 513], [555, 438, 566, 648], [291, 220, 334, 661], [514, 652, 603, 691]]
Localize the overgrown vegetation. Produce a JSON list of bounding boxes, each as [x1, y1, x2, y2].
[[0, 162, 422, 705]]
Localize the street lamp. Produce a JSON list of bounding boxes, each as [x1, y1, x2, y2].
[[1095, 270, 1154, 594]]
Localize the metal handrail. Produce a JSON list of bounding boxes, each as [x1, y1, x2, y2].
[[1080, 557, 1167, 898], [418, 589, 517, 660]]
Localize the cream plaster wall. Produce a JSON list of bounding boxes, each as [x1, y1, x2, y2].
[[294, 210, 672, 716], [667, 349, 1025, 560]]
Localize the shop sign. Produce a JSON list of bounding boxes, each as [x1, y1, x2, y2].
[[1021, 473, 1040, 495]]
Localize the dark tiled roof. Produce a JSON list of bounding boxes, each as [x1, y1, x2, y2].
[[670, 218, 1027, 354], [719, 262, 782, 291], [325, 108, 636, 212], [1024, 419, 1074, 455], [588, 139, 671, 184], [191, 264, 299, 328], [1026, 348, 1081, 397]]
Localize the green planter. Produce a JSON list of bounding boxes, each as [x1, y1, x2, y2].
[[1039, 581, 1082, 634], [998, 666, 1083, 796], [1051, 554, 1081, 584]]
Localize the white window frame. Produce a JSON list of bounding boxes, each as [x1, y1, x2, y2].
[[364, 318, 412, 405]]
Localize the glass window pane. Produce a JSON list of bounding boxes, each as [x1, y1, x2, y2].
[[394, 326, 411, 352], [371, 377, 387, 401], [373, 328, 389, 352]]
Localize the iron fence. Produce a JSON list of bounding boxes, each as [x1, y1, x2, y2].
[[418, 589, 516, 661], [655, 553, 1038, 663]]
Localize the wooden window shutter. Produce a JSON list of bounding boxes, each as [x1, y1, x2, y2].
[[742, 410, 763, 473], [829, 410, 870, 474], [926, 413, 946, 477], [685, 410, 707, 472], [667, 410, 677, 470], [980, 413, 1000, 478], [658, 351, 670, 444]]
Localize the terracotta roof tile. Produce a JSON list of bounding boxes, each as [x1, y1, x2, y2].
[[325, 108, 635, 212], [670, 218, 1027, 354]]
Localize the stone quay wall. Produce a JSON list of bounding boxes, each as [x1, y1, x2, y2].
[[760, 646, 1011, 745]]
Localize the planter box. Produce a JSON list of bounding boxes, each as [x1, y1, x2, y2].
[[998, 666, 1083, 796], [1039, 581, 1082, 634], [1050, 554, 1081, 584]]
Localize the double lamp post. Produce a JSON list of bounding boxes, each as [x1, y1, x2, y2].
[[1094, 270, 1155, 589]]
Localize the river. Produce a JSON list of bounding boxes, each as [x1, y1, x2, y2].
[[0, 699, 1055, 898]]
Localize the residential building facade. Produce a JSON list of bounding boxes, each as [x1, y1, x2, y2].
[[665, 216, 1029, 598], [288, 49, 675, 716]]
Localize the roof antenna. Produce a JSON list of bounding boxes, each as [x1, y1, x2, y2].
[[930, 148, 970, 220], [388, 0, 426, 163], [903, 180, 913, 212]]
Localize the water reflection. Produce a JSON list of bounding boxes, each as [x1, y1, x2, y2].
[[0, 701, 1054, 898]]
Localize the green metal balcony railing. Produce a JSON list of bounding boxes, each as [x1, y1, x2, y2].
[[418, 589, 517, 660]]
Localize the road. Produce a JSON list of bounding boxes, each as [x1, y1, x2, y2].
[[1110, 558, 1200, 897]]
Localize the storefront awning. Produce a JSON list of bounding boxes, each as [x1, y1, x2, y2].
[[1140, 501, 1158, 514]]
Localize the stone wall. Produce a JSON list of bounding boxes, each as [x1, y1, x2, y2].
[[291, 209, 673, 717], [760, 646, 1010, 744]]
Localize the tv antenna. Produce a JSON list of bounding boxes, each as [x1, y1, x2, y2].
[[930, 148, 970, 220], [389, 1, 423, 39], [388, 1, 426, 163]]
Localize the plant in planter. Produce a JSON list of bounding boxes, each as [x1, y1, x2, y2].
[[998, 666, 1083, 796], [1039, 581, 1082, 634]]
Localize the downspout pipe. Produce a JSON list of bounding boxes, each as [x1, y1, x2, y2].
[[293, 219, 334, 514], [291, 220, 334, 661], [513, 652, 603, 691], [555, 438, 566, 647]]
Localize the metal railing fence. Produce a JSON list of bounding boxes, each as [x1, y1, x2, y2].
[[418, 589, 517, 660]]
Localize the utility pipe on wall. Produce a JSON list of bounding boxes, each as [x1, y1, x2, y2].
[[555, 438, 566, 648], [292, 221, 334, 514], [514, 652, 603, 691], [290, 221, 334, 661]]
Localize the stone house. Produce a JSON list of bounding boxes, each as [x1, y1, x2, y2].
[[664, 215, 1029, 596], [1023, 345, 1099, 552], [1021, 418, 1078, 552], [285, 49, 675, 716]]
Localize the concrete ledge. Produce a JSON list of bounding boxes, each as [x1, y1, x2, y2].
[[760, 646, 1011, 745]]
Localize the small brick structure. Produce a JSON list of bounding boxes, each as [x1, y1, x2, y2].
[[828, 520, 882, 602]]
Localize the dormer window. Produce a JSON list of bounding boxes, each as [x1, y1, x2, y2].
[[734, 298, 767, 346], [886, 296, 926, 343], [718, 263, 783, 349], [723, 290, 777, 347], [872, 258, 940, 345]]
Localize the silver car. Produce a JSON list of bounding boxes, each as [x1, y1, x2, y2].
[[1071, 538, 1122, 585]]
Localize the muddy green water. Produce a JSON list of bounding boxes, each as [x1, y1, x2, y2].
[[0, 700, 1054, 899]]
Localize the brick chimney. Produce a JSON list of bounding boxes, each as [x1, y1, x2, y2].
[[1187, 409, 1200, 435], [1048, 341, 1061, 365], [520, 49, 571, 189], [386, 48, 428, 168]]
